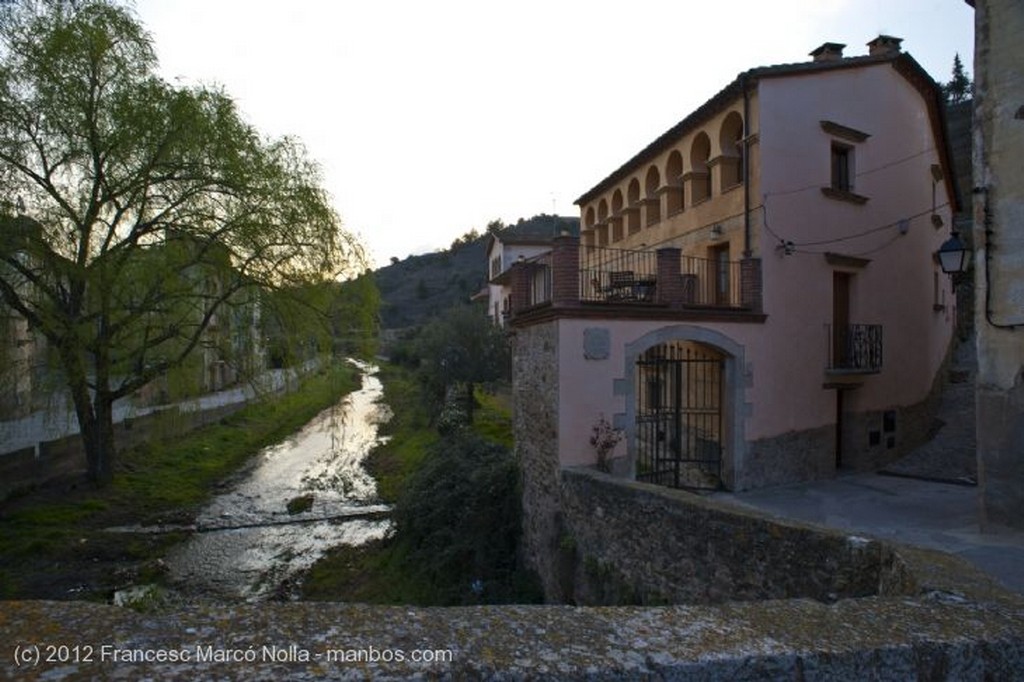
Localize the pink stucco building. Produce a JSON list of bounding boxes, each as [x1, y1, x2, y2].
[[510, 37, 960, 491]]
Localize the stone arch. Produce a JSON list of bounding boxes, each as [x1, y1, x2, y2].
[[718, 111, 745, 188], [665, 150, 684, 214], [644, 165, 661, 197], [644, 165, 661, 225], [606, 188, 622, 241], [666, 149, 683, 182], [596, 199, 610, 245], [627, 178, 641, 206], [623, 325, 746, 490], [584, 206, 596, 229], [626, 178, 642, 233], [690, 132, 712, 202]]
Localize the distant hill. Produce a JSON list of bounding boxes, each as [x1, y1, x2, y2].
[[497, 214, 580, 241], [374, 214, 579, 330]]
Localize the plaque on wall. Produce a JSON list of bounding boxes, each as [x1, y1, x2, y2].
[[584, 328, 611, 360]]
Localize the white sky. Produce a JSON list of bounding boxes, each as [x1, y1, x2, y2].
[[133, 0, 974, 268]]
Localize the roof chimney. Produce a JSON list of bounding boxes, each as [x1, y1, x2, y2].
[[810, 42, 846, 62], [867, 35, 903, 57]]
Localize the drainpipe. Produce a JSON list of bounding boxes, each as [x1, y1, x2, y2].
[[742, 73, 752, 258], [978, 186, 1024, 329]]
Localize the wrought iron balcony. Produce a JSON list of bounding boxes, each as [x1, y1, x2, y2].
[[506, 237, 762, 322], [826, 323, 883, 373], [580, 247, 658, 303]]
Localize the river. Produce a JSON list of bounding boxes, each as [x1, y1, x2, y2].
[[162, 360, 392, 601]]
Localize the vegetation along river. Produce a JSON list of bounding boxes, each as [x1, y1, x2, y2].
[[163, 360, 392, 601]]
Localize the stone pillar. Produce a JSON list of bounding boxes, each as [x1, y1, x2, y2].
[[656, 247, 684, 308], [609, 216, 623, 243], [708, 156, 724, 196], [683, 170, 710, 205], [550, 235, 580, 307], [740, 257, 763, 312], [625, 206, 641, 235], [642, 197, 661, 226]]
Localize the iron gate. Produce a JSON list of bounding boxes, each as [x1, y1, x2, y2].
[[635, 342, 724, 490]]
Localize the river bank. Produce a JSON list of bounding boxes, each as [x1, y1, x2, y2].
[[0, 362, 361, 602], [300, 365, 542, 605]]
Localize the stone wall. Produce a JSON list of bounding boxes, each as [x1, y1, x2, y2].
[[972, 0, 1024, 530], [742, 362, 946, 486], [742, 425, 836, 488], [3, 563, 1023, 681], [557, 467, 909, 606], [843, 354, 947, 473], [511, 320, 566, 600]]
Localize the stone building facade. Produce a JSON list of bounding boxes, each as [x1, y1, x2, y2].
[[967, 0, 1024, 530]]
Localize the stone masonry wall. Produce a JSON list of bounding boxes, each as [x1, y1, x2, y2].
[[973, 0, 1024, 531], [3, 589, 1024, 680], [741, 363, 946, 487], [558, 467, 908, 606], [742, 425, 836, 489], [511, 321, 566, 600]]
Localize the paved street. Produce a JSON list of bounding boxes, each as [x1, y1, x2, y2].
[[717, 335, 1024, 596], [716, 473, 1024, 595]]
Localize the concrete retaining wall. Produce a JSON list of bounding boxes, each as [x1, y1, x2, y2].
[[0, 402, 247, 500]]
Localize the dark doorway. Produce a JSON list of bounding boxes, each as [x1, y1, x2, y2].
[[635, 342, 724, 490], [832, 271, 851, 367]]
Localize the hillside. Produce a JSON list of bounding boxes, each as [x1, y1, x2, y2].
[[375, 239, 486, 329], [375, 214, 579, 330]]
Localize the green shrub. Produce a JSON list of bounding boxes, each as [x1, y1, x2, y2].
[[392, 433, 535, 604]]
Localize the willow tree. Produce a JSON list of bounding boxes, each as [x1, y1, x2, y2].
[[0, 0, 362, 484]]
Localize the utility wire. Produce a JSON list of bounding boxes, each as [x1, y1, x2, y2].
[[765, 146, 939, 199], [762, 201, 951, 253]]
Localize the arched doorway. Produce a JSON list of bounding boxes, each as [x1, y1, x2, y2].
[[624, 325, 745, 491], [635, 341, 724, 490]]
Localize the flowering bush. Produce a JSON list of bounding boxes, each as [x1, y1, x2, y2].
[[589, 415, 623, 472]]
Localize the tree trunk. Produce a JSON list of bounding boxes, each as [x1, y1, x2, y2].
[[64, 354, 117, 486], [84, 396, 116, 485]]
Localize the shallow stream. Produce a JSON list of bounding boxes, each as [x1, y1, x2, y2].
[[162, 360, 392, 601]]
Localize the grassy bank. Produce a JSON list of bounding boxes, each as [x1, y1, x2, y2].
[[0, 361, 360, 601], [367, 366, 513, 502], [302, 365, 541, 605], [364, 364, 438, 503]]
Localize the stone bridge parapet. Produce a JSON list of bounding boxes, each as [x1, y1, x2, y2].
[[3, 558, 1024, 682]]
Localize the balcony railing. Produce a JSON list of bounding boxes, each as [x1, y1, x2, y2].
[[580, 246, 658, 302], [680, 254, 742, 308], [520, 243, 750, 312], [826, 323, 883, 372]]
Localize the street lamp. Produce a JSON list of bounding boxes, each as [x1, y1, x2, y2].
[[937, 232, 969, 275]]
